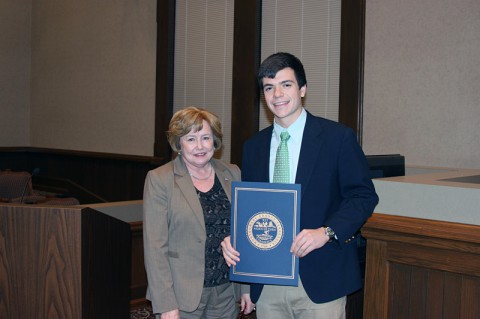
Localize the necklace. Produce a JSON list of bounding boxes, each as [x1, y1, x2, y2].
[[189, 165, 213, 181]]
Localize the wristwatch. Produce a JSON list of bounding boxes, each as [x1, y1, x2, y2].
[[324, 226, 337, 242]]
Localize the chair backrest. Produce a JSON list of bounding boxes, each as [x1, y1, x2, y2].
[[0, 170, 32, 200]]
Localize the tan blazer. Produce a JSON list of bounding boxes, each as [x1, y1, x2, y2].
[[143, 156, 247, 314]]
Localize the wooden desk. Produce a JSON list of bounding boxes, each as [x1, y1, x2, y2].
[[88, 201, 147, 308], [0, 203, 131, 319], [362, 169, 480, 318]]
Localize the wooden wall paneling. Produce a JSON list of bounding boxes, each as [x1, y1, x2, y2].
[[425, 270, 443, 318], [389, 264, 412, 319], [0, 148, 164, 203], [462, 276, 480, 317], [443, 272, 462, 318], [0, 147, 29, 171], [44, 154, 133, 202], [362, 213, 480, 319], [409, 266, 428, 318], [363, 238, 389, 318]]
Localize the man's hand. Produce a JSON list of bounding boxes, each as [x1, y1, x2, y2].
[[221, 235, 240, 266], [240, 293, 255, 315], [160, 309, 180, 319], [290, 227, 329, 257]]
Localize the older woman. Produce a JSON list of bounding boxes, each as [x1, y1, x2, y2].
[[143, 107, 254, 319]]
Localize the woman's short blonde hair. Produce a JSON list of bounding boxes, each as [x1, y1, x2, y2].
[[167, 106, 223, 153]]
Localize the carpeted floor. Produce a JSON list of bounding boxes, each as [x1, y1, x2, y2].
[[130, 306, 156, 319], [130, 305, 257, 319]]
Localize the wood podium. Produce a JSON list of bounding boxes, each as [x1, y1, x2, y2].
[[0, 204, 131, 319], [87, 200, 147, 308], [362, 169, 480, 318]]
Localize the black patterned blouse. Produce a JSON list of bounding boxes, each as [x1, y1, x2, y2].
[[196, 174, 231, 287]]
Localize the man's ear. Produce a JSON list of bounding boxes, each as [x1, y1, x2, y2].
[[300, 85, 307, 98]]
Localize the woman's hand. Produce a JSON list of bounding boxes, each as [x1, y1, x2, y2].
[[240, 293, 255, 315], [160, 309, 180, 319], [221, 235, 241, 267]]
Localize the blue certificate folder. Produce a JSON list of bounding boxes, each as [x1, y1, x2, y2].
[[229, 181, 300, 286]]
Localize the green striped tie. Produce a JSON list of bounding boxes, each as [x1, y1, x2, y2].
[[273, 131, 291, 183]]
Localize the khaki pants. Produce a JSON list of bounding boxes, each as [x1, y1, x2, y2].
[[256, 278, 346, 319]]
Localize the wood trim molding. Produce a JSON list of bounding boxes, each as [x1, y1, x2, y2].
[[230, 0, 262, 167], [339, 0, 366, 143], [0, 146, 164, 164], [363, 213, 480, 245], [154, 0, 175, 158]]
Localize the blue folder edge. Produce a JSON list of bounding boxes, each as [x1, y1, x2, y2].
[[229, 181, 300, 286]]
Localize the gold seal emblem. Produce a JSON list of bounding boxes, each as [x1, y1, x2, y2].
[[246, 212, 284, 250]]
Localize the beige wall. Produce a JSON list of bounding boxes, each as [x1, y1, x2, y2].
[[0, 0, 31, 146], [1, 0, 156, 156], [2, 1, 479, 168], [363, 0, 480, 169]]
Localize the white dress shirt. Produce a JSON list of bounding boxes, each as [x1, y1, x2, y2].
[[269, 108, 307, 183]]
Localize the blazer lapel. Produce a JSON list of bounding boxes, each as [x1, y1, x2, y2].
[[296, 113, 324, 192], [173, 156, 206, 231], [258, 127, 274, 182], [212, 159, 234, 202]]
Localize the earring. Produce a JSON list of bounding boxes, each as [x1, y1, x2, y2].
[[178, 150, 182, 156]]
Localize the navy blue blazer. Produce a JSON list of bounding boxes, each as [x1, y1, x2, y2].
[[242, 111, 378, 303]]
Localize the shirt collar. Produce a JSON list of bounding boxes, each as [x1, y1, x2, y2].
[[273, 108, 307, 143]]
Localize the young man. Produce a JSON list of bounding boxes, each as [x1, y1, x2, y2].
[[222, 52, 378, 318]]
